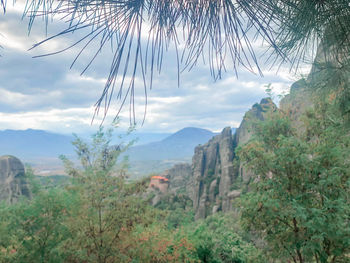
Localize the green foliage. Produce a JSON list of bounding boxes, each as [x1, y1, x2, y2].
[[0, 125, 163, 263], [187, 213, 266, 263], [237, 105, 350, 262], [57, 126, 156, 263], [121, 224, 199, 263], [36, 175, 70, 189], [0, 189, 76, 263], [308, 59, 350, 123], [153, 193, 195, 229], [264, 83, 273, 98], [166, 208, 195, 230]]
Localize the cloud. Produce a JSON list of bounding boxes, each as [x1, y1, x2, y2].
[[0, 107, 97, 133], [0, 4, 312, 135]]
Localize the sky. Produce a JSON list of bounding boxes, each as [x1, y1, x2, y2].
[[0, 3, 311, 135]]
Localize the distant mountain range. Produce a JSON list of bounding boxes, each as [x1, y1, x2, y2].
[[0, 129, 75, 159], [125, 127, 218, 161], [0, 127, 226, 176]]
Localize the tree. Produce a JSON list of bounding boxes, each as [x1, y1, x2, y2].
[[119, 223, 200, 262], [0, 188, 75, 263], [2, 0, 349, 122], [187, 213, 266, 263], [237, 104, 350, 262], [59, 126, 156, 262], [0, 125, 202, 262]]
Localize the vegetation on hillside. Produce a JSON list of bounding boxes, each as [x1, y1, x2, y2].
[[1, 68, 350, 261], [237, 63, 350, 263], [1, 74, 349, 262], [0, 126, 262, 263], [0, 1, 349, 262]]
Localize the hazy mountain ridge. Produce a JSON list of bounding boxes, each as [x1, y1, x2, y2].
[[0, 127, 222, 176], [0, 129, 75, 159], [126, 127, 218, 162]]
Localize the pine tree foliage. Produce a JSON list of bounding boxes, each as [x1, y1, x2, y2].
[[2, 0, 348, 121]]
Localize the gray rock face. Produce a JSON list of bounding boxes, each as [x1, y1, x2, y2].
[[166, 163, 192, 194], [190, 127, 235, 219], [234, 98, 277, 147], [164, 99, 278, 220], [234, 98, 277, 183], [0, 155, 31, 204], [150, 98, 278, 220]]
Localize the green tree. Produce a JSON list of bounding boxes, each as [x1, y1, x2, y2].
[[120, 223, 200, 263], [59, 126, 157, 263], [0, 188, 75, 263], [187, 213, 266, 263], [237, 108, 350, 262]]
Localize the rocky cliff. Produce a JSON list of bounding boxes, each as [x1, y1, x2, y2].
[[190, 127, 235, 219], [151, 98, 278, 219], [150, 35, 349, 220], [165, 163, 192, 195], [234, 98, 278, 185], [0, 155, 31, 204]]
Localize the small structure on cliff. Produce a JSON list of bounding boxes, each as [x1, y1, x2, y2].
[[149, 175, 169, 193]]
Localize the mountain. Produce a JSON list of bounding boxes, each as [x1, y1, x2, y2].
[[126, 127, 217, 162], [0, 155, 31, 204], [0, 129, 75, 159], [0, 127, 218, 176], [127, 132, 172, 145]]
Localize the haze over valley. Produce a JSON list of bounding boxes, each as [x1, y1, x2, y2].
[[0, 127, 225, 177]]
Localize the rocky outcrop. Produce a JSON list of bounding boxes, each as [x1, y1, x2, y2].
[[150, 98, 278, 220], [189, 127, 234, 219], [166, 163, 192, 195], [147, 163, 192, 207], [150, 33, 349, 220], [0, 155, 31, 204], [234, 97, 277, 147], [234, 98, 278, 184], [187, 98, 278, 219]]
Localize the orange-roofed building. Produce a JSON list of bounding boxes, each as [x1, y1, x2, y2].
[[149, 175, 169, 193]]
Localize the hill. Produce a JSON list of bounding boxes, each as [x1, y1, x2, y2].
[[0, 127, 221, 176], [126, 127, 217, 162], [0, 129, 75, 159]]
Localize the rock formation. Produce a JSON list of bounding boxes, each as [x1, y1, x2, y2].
[[165, 163, 192, 195], [147, 163, 194, 209], [150, 98, 278, 219], [188, 98, 278, 219], [234, 98, 278, 184], [0, 155, 31, 204], [190, 127, 235, 219], [150, 33, 349, 220], [149, 176, 169, 193]]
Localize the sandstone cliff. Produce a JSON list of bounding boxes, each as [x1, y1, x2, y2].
[[156, 98, 278, 220], [190, 127, 235, 219], [0, 155, 31, 204], [165, 163, 192, 195], [150, 35, 349, 220], [148, 98, 278, 219]]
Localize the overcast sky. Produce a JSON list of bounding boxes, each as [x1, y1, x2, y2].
[[0, 4, 311, 135]]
